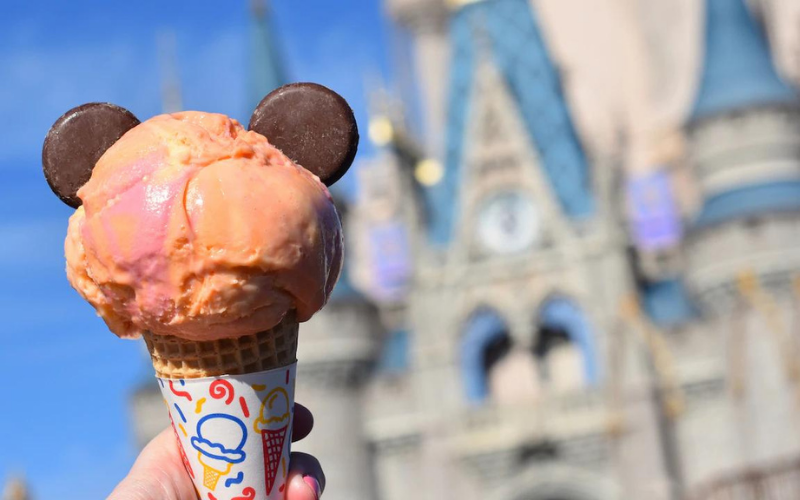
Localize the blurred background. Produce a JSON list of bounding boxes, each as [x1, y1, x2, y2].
[[3, 0, 800, 499]]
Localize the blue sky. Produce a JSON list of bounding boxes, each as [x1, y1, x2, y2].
[[0, 1, 393, 497]]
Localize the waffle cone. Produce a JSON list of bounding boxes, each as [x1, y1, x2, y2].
[[142, 311, 298, 379]]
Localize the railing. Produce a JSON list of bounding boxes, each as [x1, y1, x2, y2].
[[461, 388, 607, 427], [684, 215, 800, 310], [363, 386, 610, 452], [689, 457, 800, 500], [454, 389, 610, 455]]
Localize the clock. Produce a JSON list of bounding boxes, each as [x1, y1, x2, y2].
[[476, 191, 540, 254]]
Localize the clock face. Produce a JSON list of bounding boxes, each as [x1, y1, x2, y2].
[[476, 191, 540, 254]]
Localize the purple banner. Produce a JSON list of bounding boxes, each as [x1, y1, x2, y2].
[[369, 221, 411, 302], [627, 170, 682, 251]]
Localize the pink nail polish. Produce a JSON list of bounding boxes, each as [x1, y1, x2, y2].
[[303, 475, 322, 499]]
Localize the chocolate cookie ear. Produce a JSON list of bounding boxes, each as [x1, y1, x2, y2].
[[249, 83, 358, 186], [43, 102, 140, 208]]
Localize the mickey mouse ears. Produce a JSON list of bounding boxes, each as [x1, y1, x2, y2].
[[250, 83, 358, 188], [43, 83, 359, 208], [42, 103, 140, 208]]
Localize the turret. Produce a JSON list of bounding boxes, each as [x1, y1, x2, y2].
[[683, 0, 800, 313], [292, 198, 383, 500]]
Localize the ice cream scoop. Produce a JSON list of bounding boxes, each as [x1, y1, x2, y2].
[[44, 83, 357, 342], [64, 110, 343, 341]]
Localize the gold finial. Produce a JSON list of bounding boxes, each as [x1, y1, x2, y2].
[[605, 413, 626, 437], [735, 269, 758, 297], [619, 294, 641, 320]]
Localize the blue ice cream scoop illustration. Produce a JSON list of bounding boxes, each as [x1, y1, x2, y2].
[[191, 414, 248, 491]]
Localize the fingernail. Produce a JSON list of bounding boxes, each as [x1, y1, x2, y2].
[[303, 475, 321, 499]]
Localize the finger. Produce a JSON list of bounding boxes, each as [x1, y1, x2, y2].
[[292, 403, 314, 442], [249, 82, 358, 187], [289, 451, 326, 493], [107, 428, 196, 500], [286, 471, 322, 500]]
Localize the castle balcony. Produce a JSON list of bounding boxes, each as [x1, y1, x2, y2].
[[688, 456, 800, 500], [684, 213, 800, 314], [450, 388, 613, 479], [456, 388, 608, 446], [687, 106, 800, 201]]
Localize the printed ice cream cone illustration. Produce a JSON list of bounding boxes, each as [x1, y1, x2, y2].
[[199, 453, 232, 490], [254, 388, 291, 495], [190, 414, 247, 492]]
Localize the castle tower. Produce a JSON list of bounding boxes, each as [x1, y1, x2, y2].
[[681, 0, 800, 490], [292, 198, 383, 500], [366, 1, 646, 499]]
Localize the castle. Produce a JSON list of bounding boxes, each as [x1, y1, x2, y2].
[[131, 0, 800, 499]]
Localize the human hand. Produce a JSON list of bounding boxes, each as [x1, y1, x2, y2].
[[108, 403, 324, 500]]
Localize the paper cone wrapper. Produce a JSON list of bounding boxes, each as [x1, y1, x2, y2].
[[158, 363, 296, 500]]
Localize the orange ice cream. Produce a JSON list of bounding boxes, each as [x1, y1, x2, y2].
[[65, 111, 343, 341]]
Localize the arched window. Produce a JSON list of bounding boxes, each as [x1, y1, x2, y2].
[[461, 308, 512, 403], [534, 297, 599, 392]]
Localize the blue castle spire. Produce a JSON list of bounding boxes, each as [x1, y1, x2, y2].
[[249, 0, 287, 111], [427, 0, 594, 246], [690, 0, 800, 228], [691, 0, 795, 119]]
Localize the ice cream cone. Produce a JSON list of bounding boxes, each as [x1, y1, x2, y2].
[[203, 465, 223, 490], [146, 311, 298, 498], [142, 311, 298, 379], [49, 84, 356, 500]]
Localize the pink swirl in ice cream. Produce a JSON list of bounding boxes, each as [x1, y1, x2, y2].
[[65, 111, 343, 341]]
